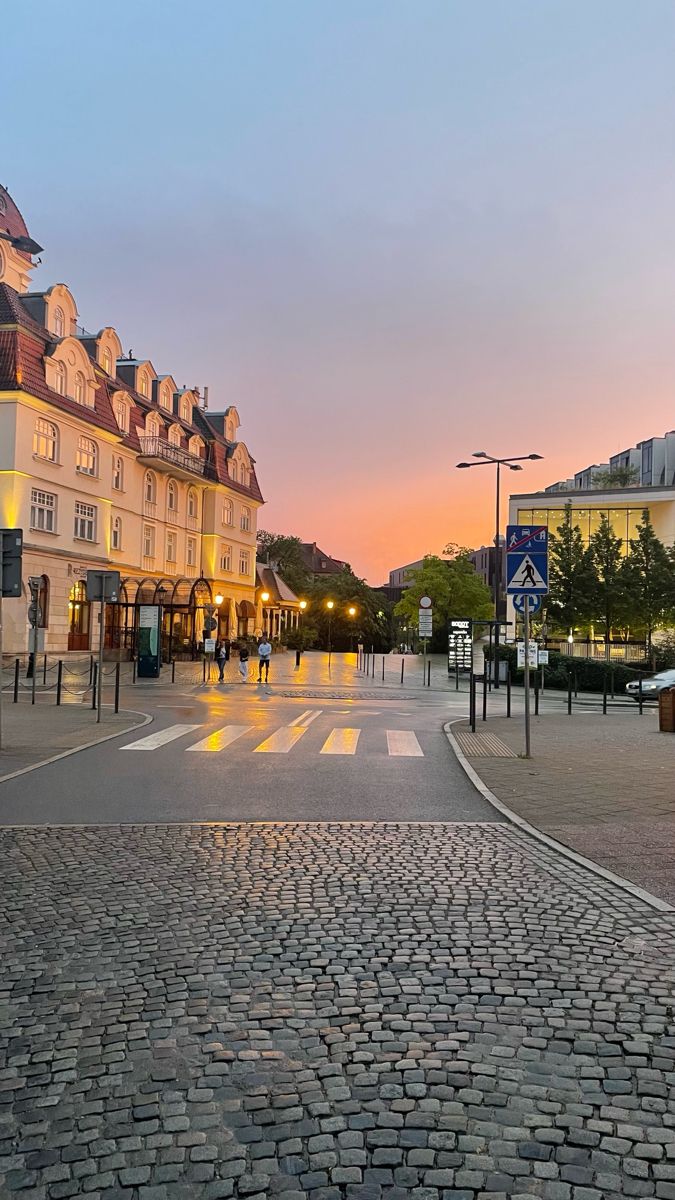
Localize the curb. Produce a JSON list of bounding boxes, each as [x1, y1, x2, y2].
[[0, 709, 153, 785], [444, 719, 674, 914]]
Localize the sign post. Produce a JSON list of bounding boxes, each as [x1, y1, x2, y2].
[[448, 618, 473, 673], [418, 596, 433, 681], [506, 525, 549, 758], [86, 571, 120, 722], [0, 531, 23, 750]]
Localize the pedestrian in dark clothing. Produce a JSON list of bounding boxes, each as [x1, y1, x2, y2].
[[238, 643, 250, 682], [215, 639, 227, 682]]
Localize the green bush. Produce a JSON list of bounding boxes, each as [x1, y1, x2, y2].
[[488, 644, 648, 693]]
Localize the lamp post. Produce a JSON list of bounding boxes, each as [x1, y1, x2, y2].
[[348, 605, 357, 653], [260, 590, 270, 636], [157, 586, 167, 666], [456, 451, 543, 687], [326, 600, 334, 671], [214, 592, 224, 640]]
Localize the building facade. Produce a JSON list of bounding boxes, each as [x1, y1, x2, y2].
[[0, 186, 264, 656]]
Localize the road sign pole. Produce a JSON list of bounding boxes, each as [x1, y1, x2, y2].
[[0, 554, 3, 752], [97, 583, 106, 725], [523, 604, 531, 759]]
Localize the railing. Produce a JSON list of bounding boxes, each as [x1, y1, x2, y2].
[[142, 555, 155, 572], [187, 515, 199, 531], [143, 501, 157, 519], [185, 564, 198, 578], [138, 436, 206, 477], [167, 509, 179, 525]]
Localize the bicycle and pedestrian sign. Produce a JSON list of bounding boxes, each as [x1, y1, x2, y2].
[[506, 525, 548, 595]]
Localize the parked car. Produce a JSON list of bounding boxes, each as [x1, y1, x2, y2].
[[625, 669, 675, 701]]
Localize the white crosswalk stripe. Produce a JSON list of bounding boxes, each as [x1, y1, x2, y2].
[[186, 725, 253, 753], [121, 724, 201, 750], [253, 725, 310, 753], [288, 709, 322, 727], [386, 730, 424, 757], [320, 728, 360, 755]]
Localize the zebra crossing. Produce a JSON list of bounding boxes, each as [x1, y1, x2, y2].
[[120, 711, 426, 758]]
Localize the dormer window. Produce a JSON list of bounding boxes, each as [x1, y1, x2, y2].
[[138, 371, 148, 397], [73, 372, 85, 405], [231, 463, 238, 483], [53, 307, 65, 338], [102, 347, 112, 374], [226, 420, 234, 441], [55, 361, 66, 396], [181, 398, 191, 422], [146, 413, 160, 437], [114, 397, 129, 432], [160, 385, 172, 411], [168, 425, 181, 447]]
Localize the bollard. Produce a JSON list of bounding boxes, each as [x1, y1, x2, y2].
[[455, 661, 459, 691], [427, 660, 431, 688], [91, 663, 98, 709], [506, 667, 511, 718], [400, 658, 404, 685], [471, 673, 477, 733], [13, 658, 19, 703], [89, 655, 94, 686], [602, 671, 607, 715], [132, 656, 137, 684], [43, 654, 47, 685], [372, 654, 375, 679], [172, 660, 176, 683], [567, 669, 572, 715], [202, 657, 207, 684], [56, 660, 63, 706], [638, 673, 643, 716], [382, 656, 385, 681], [114, 662, 121, 714], [534, 671, 539, 716], [574, 670, 578, 698], [482, 671, 487, 721], [610, 667, 615, 700]]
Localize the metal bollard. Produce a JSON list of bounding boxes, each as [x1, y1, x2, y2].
[[43, 654, 47, 685], [202, 658, 207, 684], [610, 667, 615, 700], [114, 662, 121, 714], [534, 671, 539, 716], [372, 654, 375, 679], [172, 660, 176, 683], [567, 669, 572, 715], [455, 661, 459, 691], [400, 658, 404, 685], [13, 658, 19, 703], [56, 660, 63, 706], [132, 656, 137, 683], [427, 660, 431, 688], [482, 671, 487, 721], [638, 674, 643, 716], [602, 672, 607, 715], [382, 656, 385, 681], [89, 655, 94, 686], [91, 663, 98, 710], [574, 670, 578, 698], [506, 667, 511, 718]]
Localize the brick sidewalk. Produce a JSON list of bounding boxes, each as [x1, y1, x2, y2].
[[451, 711, 675, 906], [0, 702, 146, 780]]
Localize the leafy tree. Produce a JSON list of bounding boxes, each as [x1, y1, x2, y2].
[[588, 514, 628, 645], [307, 569, 392, 651], [591, 465, 639, 489], [547, 503, 595, 635], [256, 530, 311, 596], [622, 510, 675, 655], [394, 551, 493, 635]]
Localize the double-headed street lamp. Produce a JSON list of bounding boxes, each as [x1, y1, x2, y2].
[[456, 451, 543, 686]]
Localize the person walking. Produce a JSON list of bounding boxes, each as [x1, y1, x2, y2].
[[215, 639, 227, 682], [237, 642, 250, 682], [257, 634, 272, 684]]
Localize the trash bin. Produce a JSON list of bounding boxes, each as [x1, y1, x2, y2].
[[658, 687, 675, 732]]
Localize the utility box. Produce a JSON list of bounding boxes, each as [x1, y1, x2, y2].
[[658, 687, 675, 733]]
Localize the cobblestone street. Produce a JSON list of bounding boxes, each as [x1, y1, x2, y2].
[[2, 822, 675, 1200]]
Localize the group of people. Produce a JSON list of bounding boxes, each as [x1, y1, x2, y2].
[[214, 635, 272, 684]]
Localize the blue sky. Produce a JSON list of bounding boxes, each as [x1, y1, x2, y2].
[[4, 1, 675, 578]]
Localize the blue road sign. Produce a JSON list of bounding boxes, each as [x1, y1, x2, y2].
[[506, 525, 548, 595], [513, 593, 542, 615]]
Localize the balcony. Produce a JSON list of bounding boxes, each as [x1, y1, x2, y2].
[[138, 436, 206, 480]]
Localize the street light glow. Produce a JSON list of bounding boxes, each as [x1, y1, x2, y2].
[[299, 599, 307, 610], [214, 593, 224, 605], [261, 591, 270, 602], [348, 606, 356, 616], [326, 600, 334, 610]]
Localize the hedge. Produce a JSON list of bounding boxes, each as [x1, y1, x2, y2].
[[485, 644, 649, 694]]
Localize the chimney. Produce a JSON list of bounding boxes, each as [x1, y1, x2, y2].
[[203, 386, 209, 409]]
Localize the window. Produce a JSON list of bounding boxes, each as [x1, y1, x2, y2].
[[166, 531, 177, 563], [187, 536, 197, 568], [240, 505, 251, 532], [239, 549, 250, 576], [74, 501, 96, 542], [220, 544, 232, 572], [55, 361, 66, 396], [112, 456, 124, 490], [102, 347, 112, 374], [138, 371, 148, 396], [181, 398, 190, 422], [231, 463, 238, 483], [0, 246, 4, 280], [76, 436, 98, 476], [144, 471, 156, 503], [167, 480, 178, 511], [187, 489, 198, 519], [30, 488, 57, 533], [226, 420, 234, 441], [143, 525, 155, 559], [168, 425, 181, 447], [222, 498, 233, 526], [146, 413, 160, 437], [111, 515, 122, 551], [33, 418, 59, 462], [160, 385, 172, 411], [73, 372, 85, 405], [114, 398, 128, 432], [53, 306, 65, 338]]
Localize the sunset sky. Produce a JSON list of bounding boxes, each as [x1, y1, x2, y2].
[[5, 1, 675, 582]]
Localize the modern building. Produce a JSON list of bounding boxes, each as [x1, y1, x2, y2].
[[0, 185, 265, 657], [380, 559, 425, 605], [545, 429, 675, 494], [468, 540, 505, 595], [300, 542, 349, 579]]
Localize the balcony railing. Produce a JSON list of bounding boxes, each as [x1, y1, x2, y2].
[[167, 509, 179, 525], [187, 515, 199, 531], [143, 501, 157, 519], [138, 436, 206, 477]]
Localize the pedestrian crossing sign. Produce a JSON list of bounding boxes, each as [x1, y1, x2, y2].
[[506, 525, 548, 595]]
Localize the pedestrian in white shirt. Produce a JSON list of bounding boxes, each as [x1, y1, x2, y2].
[[257, 636, 272, 683]]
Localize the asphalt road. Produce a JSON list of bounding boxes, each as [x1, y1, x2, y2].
[[0, 685, 499, 824]]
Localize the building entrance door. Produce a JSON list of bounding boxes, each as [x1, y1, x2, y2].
[[68, 581, 91, 651]]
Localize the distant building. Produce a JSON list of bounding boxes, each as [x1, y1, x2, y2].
[[381, 559, 425, 604], [255, 566, 301, 641], [468, 541, 505, 596], [300, 542, 349, 578], [545, 428, 675, 494]]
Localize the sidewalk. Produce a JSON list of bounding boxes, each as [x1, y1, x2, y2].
[[449, 709, 675, 904], [0, 701, 147, 781]]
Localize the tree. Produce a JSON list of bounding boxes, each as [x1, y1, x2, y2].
[[547, 503, 595, 635], [592, 465, 639, 489], [256, 530, 311, 596], [307, 569, 392, 652], [394, 552, 493, 636], [622, 510, 675, 655], [588, 514, 628, 645]]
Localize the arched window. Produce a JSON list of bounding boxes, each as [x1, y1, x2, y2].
[[111, 515, 122, 551], [144, 471, 156, 504], [222, 498, 233, 526], [240, 505, 251, 532], [167, 480, 178, 512], [188, 489, 198, 519], [73, 371, 85, 405], [102, 347, 112, 374], [138, 371, 148, 396], [53, 306, 65, 338], [54, 361, 66, 396], [112, 456, 124, 490], [76, 436, 98, 476], [168, 425, 181, 447], [33, 418, 59, 462], [160, 385, 172, 410], [146, 413, 159, 437], [181, 398, 190, 422], [114, 397, 129, 432], [230, 463, 238, 483]]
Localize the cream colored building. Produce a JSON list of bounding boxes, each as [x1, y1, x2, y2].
[[0, 185, 265, 656]]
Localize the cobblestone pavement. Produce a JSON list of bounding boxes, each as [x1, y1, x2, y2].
[[2, 822, 675, 1200], [450, 714, 675, 906]]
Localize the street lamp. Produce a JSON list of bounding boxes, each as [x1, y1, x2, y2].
[[456, 451, 543, 686], [260, 590, 270, 636], [325, 600, 334, 668], [348, 605, 357, 653]]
